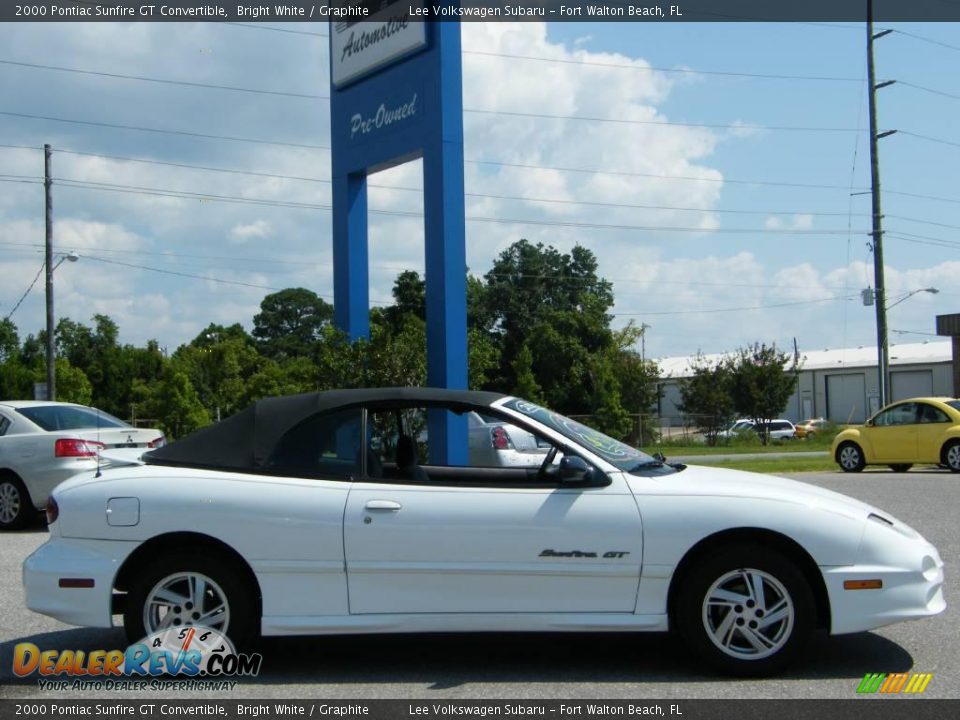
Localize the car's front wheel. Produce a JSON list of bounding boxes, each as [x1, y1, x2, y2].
[[0, 474, 32, 531], [943, 440, 960, 473], [123, 553, 255, 645], [837, 442, 865, 472], [675, 545, 814, 676]]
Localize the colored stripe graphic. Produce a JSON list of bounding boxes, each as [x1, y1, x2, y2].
[[857, 673, 886, 693], [857, 672, 933, 694]]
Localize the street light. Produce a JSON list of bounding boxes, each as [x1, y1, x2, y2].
[[44, 251, 79, 401], [875, 286, 938, 407]]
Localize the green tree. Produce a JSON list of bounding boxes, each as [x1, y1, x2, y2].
[[510, 342, 544, 403], [609, 323, 661, 446], [726, 343, 799, 445], [0, 319, 18, 364], [679, 353, 735, 446], [484, 240, 615, 416], [252, 288, 333, 360], [53, 359, 93, 405], [172, 337, 264, 421], [144, 368, 211, 439]]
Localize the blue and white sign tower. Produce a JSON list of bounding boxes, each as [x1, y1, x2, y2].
[[329, 2, 468, 464]]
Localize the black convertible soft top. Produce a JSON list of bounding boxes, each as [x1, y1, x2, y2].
[[143, 387, 506, 472]]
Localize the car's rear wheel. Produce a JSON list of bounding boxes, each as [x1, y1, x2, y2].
[[943, 441, 960, 473], [0, 474, 32, 531], [675, 545, 814, 676], [836, 442, 865, 472], [889, 464, 912, 473], [123, 553, 255, 646]]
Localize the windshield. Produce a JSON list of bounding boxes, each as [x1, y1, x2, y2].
[[946, 401, 960, 413], [501, 398, 664, 473], [16, 405, 129, 431]]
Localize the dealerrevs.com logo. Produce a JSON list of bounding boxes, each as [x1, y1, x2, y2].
[[13, 626, 262, 691], [856, 672, 934, 694]]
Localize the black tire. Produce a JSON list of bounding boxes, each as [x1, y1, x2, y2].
[[943, 440, 960, 473], [675, 544, 815, 676], [0, 474, 33, 531], [836, 442, 865, 473], [123, 552, 256, 647], [888, 464, 912, 473]]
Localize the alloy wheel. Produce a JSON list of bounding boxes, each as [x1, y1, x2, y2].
[[0, 481, 21, 525], [701, 568, 795, 661], [143, 571, 230, 635]]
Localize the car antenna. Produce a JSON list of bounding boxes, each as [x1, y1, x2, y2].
[[95, 406, 102, 478]]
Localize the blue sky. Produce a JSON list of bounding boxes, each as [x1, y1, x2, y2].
[[0, 20, 957, 363]]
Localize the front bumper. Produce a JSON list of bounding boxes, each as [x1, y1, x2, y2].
[[23, 536, 138, 628], [824, 521, 945, 635]]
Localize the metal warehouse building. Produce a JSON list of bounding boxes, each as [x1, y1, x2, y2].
[[655, 340, 954, 428]]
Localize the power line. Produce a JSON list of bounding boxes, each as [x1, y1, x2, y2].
[[1, 241, 862, 294], [464, 107, 859, 133], [0, 59, 327, 100], [53, 145, 868, 193], [898, 81, 960, 102], [53, 175, 875, 236], [81, 255, 283, 292], [49, 145, 960, 207], [222, 21, 328, 37], [462, 50, 863, 82], [55, 148, 330, 184], [895, 29, 960, 53], [612, 294, 857, 317], [887, 234, 960, 251], [887, 214, 960, 231], [0, 111, 331, 151], [899, 130, 960, 149], [3, 258, 45, 321]]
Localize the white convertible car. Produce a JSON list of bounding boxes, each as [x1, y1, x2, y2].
[[23, 388, 945, 675]]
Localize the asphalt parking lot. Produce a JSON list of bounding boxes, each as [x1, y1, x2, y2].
[[0, 470, 956, 700]]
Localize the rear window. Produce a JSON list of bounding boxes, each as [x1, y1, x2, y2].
[[16, 405, 128, 431], [947, 401, 960, 413]]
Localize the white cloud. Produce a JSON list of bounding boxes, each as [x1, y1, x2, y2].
[[229, 220, 273, 244], [764, 214, 814, 231]]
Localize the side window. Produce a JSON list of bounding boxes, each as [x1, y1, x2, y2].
[[873, 403, 918, 427], [0, 415, 10, 437], [366, 405, 560, 482], [918, 404, 949, 424], [266, 409, 361, 479]]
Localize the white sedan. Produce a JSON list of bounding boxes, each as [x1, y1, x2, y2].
[[23, 388, 944, 675], [0, 400, 164, 530]]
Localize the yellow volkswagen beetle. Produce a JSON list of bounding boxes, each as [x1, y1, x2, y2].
[[832, 397, 960, 472]]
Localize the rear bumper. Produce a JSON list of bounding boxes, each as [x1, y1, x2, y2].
[[23, 535, 138, 628]]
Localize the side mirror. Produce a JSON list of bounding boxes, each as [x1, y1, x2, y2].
[[559, 455, 591, 484]]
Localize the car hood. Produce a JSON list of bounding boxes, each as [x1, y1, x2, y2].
[[643, 464, 884, 522]]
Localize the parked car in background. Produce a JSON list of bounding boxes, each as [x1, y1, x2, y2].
[[0, 401, 164, 530], [467, 411, 550, 467], [832, 397, 960, 473], [24, 388, 945, 676], [718, 418, 797, 441], [795, 418, 828, 440]]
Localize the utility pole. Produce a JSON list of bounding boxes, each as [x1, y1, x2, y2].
[[44, 143, 55, 402], [867, 0, 896, 408]]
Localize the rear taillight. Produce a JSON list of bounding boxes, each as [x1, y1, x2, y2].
[[148, 435, 166, 449], [46, 496, 59, 525], [491, 426, 512, 450], [54, 438, 105, 458]]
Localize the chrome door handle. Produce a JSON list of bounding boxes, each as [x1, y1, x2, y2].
[[365, 500, 402, 512]]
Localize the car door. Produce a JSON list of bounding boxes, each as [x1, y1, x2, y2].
[[867, 403, 919, 462], [343, 410, 643, 615], [916, 402, 950, 462]]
